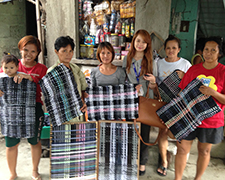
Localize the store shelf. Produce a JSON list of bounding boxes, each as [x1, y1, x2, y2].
[[71, 58, 123, 66]]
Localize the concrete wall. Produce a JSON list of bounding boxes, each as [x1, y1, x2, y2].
[[136, 0, 171, 58], [0, 1, 26, 60], [45, 0, 77, 67]]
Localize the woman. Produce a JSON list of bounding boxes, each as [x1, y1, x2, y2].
[[122, 29, 157, 176], [175, 37, 225, 180], [91, 42, 126, 86], [0, 35, 48, 180], [48, 36, 88, 121], [156, 35, 191, 176]]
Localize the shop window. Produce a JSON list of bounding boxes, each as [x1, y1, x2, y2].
[[78, 0, 136, 61]]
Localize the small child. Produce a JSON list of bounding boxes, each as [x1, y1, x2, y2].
[[0, 52, 19, 77]]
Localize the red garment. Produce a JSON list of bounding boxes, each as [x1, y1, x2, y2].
[[0, 60, 47, 104], [179, 62, 225, 128]]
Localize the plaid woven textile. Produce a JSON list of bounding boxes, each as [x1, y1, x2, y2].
[[86, 84, 138, 121], [158, 70, 181, 103], [50, 122, 97, 180], [98, 121, 140, 180], [0, 77, 36, 138], [39, 64, 83, 127], [156, 78, 221, 141]]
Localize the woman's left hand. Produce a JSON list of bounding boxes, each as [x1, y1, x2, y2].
[[14, 74, 23, 84], [14, 74, 33, 84], [176, 70, 185, 79], [199, 85, 215, 96], [143, 73, 156, 83]]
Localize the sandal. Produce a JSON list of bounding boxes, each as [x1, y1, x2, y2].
[[157, 165, 167, 176], [31, 175, 41, 180], [139, 170, 146, 176]]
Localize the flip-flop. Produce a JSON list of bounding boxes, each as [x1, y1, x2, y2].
[[157, 165, 167, 176], [31, 175, 41, 180]]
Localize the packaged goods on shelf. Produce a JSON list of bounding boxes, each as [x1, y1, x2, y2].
[[111, 33, 119, 46], [78, 0, 136, 60], [120, 1, 136, 19]]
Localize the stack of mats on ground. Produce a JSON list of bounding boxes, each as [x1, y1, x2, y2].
[[0, 77, 36, 138], [86, 84, 138, 121], [39, 63, 83, 127], [157, 78, 221, 141]]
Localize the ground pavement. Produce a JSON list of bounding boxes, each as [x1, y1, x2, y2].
[[0, 131, 224, 180]]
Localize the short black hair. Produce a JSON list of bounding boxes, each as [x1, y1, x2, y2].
[[54, 36, 75, 51], [164, 34, 181, 49], [1, 52, 19, 66]]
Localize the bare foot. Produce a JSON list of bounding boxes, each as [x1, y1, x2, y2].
[[8, 173, 17, 180]]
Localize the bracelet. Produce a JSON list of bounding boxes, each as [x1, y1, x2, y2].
[[150, 82, 156, 85]]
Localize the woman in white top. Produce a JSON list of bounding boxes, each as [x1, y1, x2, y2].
[[156, 35, 191, 176]]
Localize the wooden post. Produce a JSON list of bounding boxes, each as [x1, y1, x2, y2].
[[36, 0, 44, 64]]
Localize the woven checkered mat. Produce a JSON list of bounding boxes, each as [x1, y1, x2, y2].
[[39, 64, 83, 127], [50, 122, 98, 179], [98, 121, 140, 180], [158, 70, 181, 103], [86, 84, 138, 121], [156, 78, 221, 141], [0, 77, 36, 138]]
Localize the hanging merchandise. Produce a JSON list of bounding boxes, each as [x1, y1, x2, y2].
[[90, 18, 97, 36], [82, 21, 89, 35], [130, 18, 134, 37], [84, 34, 96, 45], [120, 1, 136, 19], [111, 0, 124, 12], [103, 15, 109, 33], [115, 12, 122, 34], [121, 20, 126, 35], [83, 0, 93, 19], [125, 19, 130, 38], [78, 0, 136, 60], [109, 10, 117, 32], [94, 10, 105, 26], [95, 28, 103, 44], [78, 0, 82, 20], [94, 0, 111, 14]]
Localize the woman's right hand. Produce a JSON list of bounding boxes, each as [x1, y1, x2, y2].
[[0, 90, 4, 97], [135, 84, 142, 93]]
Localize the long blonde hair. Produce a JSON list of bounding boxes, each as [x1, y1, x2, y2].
[[126, 29, 153, 76]]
